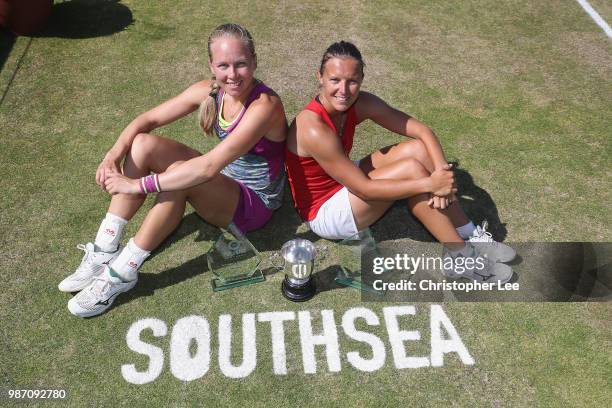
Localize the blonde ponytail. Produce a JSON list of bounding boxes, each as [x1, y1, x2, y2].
[[198, 80, 220, 135]]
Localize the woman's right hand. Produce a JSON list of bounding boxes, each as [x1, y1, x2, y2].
[[428, 193, 458, 210], [96, 150, 124, 190], [429, 165, 456, 197]]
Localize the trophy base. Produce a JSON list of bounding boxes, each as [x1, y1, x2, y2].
[[281, 277, 316, 302], [211, 269, 265, 292]]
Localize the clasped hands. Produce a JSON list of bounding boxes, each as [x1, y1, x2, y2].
[[428, 163, 457, 210], [95, 151, 141, 195]]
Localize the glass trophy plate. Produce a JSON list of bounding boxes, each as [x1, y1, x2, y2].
[[334, 229, 383, 295], [207, 223, 264, 292]]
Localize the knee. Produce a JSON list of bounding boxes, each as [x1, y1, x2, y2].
[[413, 140, 429, 162], [130, 133, 158, 162], [402, 157, 429, 179], [400, 140, 429, 164]]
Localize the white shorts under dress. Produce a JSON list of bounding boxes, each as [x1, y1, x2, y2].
[[306, 186, 360, 240]]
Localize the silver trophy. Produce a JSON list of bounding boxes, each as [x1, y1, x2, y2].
[[275, 239, 317, 302]]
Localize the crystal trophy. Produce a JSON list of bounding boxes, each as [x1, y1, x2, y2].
[[207, 223, 264, 291], [334, 228, 383, 294]]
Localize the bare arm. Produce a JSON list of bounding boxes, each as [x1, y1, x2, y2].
[[104, 94, 285, 193], [299, 113, 454, 202], [355, 92, 449, 170], [97, 80, 212, 187]]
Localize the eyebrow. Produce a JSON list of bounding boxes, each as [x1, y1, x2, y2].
[[213, 58, 248, 65]]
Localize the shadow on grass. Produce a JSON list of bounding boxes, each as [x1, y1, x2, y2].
[[114, 253, 209, 309], [34, 0, 134, 39], [146, 212, 218, 264], [0, 28, 15, 73], [116, 192, 305, 306], [314, 265, 345, 294], [1, 1, 133, 105], [370, 165, 508, 243]]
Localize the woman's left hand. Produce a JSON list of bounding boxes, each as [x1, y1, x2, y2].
[[104, 171, 142, 195]]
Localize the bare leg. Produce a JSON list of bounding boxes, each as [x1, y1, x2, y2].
[[133, 162, 241, 251], [349, 158, 464, 247], [106, 133, 201, 220], [360, 140, 469, 228]]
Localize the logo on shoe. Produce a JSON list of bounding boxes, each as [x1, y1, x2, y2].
[[128, 261, 138, 269], [96, 298, 112, 306], [105, 228, 116, 237]]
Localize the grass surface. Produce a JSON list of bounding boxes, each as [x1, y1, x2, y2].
[[1, 0, 610, 406]]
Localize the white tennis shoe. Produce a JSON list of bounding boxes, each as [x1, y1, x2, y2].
[[58, 243, 122, 292], [466, 221, 516, 263], [67, 266, 136, 317], [442, 244, 513, 285]]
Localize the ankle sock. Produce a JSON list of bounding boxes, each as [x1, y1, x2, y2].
[[95, 213, 128, 252], [456, 221, 476, 240], [105, 267, 125, 284], [109, 238, 150, 281]]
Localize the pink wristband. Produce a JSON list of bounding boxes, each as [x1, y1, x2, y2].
[[140, 175, 161, 194], [139, 177, 146, 194], [154, 174, 161, 192]]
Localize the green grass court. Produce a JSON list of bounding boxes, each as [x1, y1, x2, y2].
[[1, 0, 610, 406]]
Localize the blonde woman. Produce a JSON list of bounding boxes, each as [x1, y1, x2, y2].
[[60, 23, 287, 317]]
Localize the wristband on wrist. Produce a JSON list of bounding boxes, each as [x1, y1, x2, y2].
[[139, 174, 161, 194]]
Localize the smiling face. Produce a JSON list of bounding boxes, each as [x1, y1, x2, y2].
[[317, 56, 363, 114], [209, 36, 257, 98]]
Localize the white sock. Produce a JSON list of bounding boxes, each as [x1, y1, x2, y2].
[[94, 213, 128, 252], [456, 221, 476, 240], [109, 238, 150, 281]]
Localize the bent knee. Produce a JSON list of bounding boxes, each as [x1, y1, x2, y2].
[[369, 157, 429, 181], [402, 157, 429, 178], [399, 140, 429, 163], [130, 133, 159, 160], [387, 140, 432, 172]]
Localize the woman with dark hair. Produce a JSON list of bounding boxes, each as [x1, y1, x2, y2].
[[59, 23, 287, 317], [285, 41, 515, 282]]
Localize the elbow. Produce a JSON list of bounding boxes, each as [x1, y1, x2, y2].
[[133, 113, 156, 133], [419, 126, 438, 142]]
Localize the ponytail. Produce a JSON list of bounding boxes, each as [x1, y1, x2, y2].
[[198, 80, 220, 135]]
